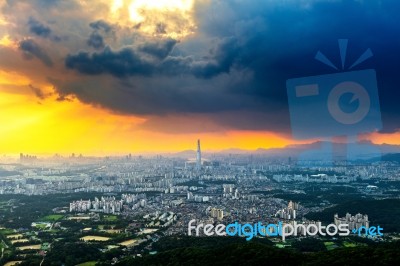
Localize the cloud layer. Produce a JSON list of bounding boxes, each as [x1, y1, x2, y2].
[[1, 0, 400, 135]]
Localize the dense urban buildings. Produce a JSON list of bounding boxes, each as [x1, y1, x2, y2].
[[334, 213, 370, 230], [0, 140, 398, 265]]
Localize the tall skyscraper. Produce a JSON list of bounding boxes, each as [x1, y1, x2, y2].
[[196, 139, 202, 169]]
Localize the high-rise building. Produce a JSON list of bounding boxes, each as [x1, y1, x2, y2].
[[334, 213, 369, 230], [187, 191, 193, 201], [217, 209, 224, 221], [210, 207, 224, 221], [196, 139, 202, 170], [275, 200, 300, 220]]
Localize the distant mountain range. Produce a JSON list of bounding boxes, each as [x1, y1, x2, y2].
[[170, 141, 400, 161], [380, 153, 400, 163]]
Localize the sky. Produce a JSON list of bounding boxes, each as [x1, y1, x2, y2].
[[0, 0, 399, 155]]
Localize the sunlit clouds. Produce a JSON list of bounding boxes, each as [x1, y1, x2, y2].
[[107, 0, 197, 39], [0, 0, 399, 155]]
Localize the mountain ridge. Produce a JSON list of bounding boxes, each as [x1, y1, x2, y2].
[[170, 141, 400, 160]]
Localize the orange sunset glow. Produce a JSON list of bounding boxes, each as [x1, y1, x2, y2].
[[0, 66, 300, 154], [0, 0, 399, 155]]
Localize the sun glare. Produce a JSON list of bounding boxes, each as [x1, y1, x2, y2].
[[128, 0, 194, 22], [0, 35, 16, 49], [110, 0, 196, 39]]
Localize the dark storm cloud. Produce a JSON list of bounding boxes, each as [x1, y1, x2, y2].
[[138, 111, 292, 135], [89, 20, 113, 33], [65, 46, 154, 77], [190, 37, 240, 79], [193, 0, 400, 134], [139, 39, 178, 60], [19, 39, 53, 67], [87, 32, 104, 49], [28, 17, 51, 38], [87, 20, 115, 50], [66, 37, 237, 78], [58, 0, 400, 134], [27, 17, 61, 41], [51, 71, 257, 115], [28, 84, 51, 100]]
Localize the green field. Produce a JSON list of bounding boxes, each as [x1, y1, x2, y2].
[[103, 215, 117, 222], [40, 214, 64, 221], [0, 228, 14, 235], [76, 261, 97, 266], [342, 241, 367, 248], [34, 223, 49, 229], [343, 241, 357, 247], [324, 241, 338, 251]]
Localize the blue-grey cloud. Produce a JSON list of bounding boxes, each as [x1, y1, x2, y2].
[[65, 37, 237, 79], [87, 32, 104, 49], [57, 1, 400, 132], [50, 1, 400, 134], [65, 46, 154, 77], [89, 20, 113, 33], [139, 39, 177, 60], [27, 17, 61, 41], [28, 17, 51, 38], [191, 0, 400, 133], [19, 39, 53, 67]]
